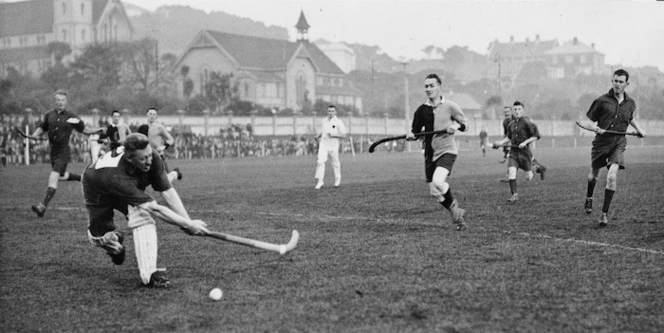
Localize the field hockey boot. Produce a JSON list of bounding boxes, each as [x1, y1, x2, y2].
[[173, 167, 183, 180], [146, 271, 170, 288], [584, 198, 593, 214], [598, 212, 608, 227], [449, 200, 466, 231], [537, 165, 547, 180], [507, 193, 519, 202], [31, 203, 46, 218]]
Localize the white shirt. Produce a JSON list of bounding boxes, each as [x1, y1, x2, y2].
[[319, 116, 346, 148]]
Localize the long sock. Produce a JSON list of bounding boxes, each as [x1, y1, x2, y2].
[[67, 173, 81, 181], [440, 189, 454, 209], [509, 179, 517, 194], [587, 179, 597, 197], [133, 224, 158, 285], [602, 189, 615, 213], [42, 187, 56, 206]]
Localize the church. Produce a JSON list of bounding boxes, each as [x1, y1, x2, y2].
[[0, 0, 133, 77], [172, 11, 363, 113]]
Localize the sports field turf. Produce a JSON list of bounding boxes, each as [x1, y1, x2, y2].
[[1, 143, 663, 332]]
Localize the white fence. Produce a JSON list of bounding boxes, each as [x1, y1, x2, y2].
[[80, 115, 664, 138]]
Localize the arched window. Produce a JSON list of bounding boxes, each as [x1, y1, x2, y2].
[[296, 73, 306, 106], [81, 3, 85, 15], [81, 29, 86, 41], [62, 29, 67, 41]]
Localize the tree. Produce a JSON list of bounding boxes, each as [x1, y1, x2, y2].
[[69, 43, 122, 96], [422, 45, 435, 59], [204, 72, 238, 114], [516, 61, 547, 84], [121, 38, 158, 92], [444, 46, 466, 68], [46, 41, 72, 64]]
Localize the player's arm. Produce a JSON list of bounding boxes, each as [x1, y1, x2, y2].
[[82, 123, 106, 136], [160, 125, 175, 147], [629, 119, 646, 138], [406, 108, 423, 140], [137, 200, 207, 235], [490, 137, 510, 149], [160, 187, 191, 220], [448, 103, 468, 134], [30, 127, 45, 139]]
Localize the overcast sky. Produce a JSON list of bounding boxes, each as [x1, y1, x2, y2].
[[5, 0, 663, 71], [121, 0, 664, 71]]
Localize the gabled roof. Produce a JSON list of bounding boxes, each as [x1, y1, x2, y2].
[[92, 0, 110, 23], [0, 0, 54, 37], [446, 92, 482, 111], [203, 30, 344, 75], [543, 40, 603, 56]]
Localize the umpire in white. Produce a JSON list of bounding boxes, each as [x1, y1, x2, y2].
[[314, 105, 346, 189]]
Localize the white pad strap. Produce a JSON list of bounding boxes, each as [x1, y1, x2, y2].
[[87, 230, 122, 255], [133, 224, 158, 285]]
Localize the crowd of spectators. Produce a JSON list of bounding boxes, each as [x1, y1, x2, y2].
[[1, 114, 402, 168]]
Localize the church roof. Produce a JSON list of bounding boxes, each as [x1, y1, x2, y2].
[[92, 0, 110, 23], [204, 30, 344, 75], [0, 0, 54, 37]]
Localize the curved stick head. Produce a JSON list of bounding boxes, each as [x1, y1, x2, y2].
[[280, 230, 300, 255]]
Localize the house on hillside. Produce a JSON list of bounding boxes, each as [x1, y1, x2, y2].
[[486, 35, 558, 91], [446, 92, 483, 120], [172, 11, 362, 113], [0, 0, 133, 77], [542, 37, 605, 79]]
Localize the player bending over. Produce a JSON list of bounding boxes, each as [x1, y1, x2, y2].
[[83, 133, 208, 287]]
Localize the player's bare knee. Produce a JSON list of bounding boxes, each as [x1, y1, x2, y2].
[[606, 172, 617, 189]]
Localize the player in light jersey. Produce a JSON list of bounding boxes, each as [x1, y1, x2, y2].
[[314, 105, 346, 189], [138, 108, 181, 182]]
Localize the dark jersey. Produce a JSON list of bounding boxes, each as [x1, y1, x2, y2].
[[506, 116, 540, 147], [83, 148, 171, 216], [502, 117, 513, 136], [586, 88, 636, 133], [39, 109, 85, 148]]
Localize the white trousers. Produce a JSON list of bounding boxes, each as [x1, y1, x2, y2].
[[315, 145, 341, 183]]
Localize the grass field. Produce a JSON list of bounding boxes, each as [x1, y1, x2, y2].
[[1, 143, 663, 332]]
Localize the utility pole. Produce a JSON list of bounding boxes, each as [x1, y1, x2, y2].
[[155, 40, 159, 90], [402, 62, 410, 152]]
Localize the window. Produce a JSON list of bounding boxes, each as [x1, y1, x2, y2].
[[62, 29, 67, 41], [81, 29, 86, 42], [580, 55, 587, 64], [296, 73, 306, 105], [62, 2, 66, 14], [244, 83, 249, 97], [81, 3, 85, 15]]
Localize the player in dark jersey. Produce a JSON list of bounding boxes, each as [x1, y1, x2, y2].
[[99, 110, 131, 151], [499, 105, 513, 164], [28, 90, 106, 218], [83, 133, 208, 287], [406, 73, 468, 231], [584, 69, 646, 227], [489, 101, 541, 202]]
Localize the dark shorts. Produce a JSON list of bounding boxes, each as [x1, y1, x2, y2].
[[425, 153, 457, 182], [86, 203, 129, 237], [591, 136, 626, 170], [50, 146, 71, 176], [508, 148, 533, 171]]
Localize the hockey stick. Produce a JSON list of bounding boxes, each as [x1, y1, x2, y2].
[[14, 127, 47, 141], [575, 121, 641, 136], [204, 229, 299, 255], [369, 129, 448, 153]]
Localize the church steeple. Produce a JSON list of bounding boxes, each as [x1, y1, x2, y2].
[[295, 10, 310, 42]]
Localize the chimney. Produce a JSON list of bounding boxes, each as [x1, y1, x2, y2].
[[510, 36, 514, 43], [536, 34, 540, 41], [526, 37, 530, 43], [573, 37, 578, 45], [591, 43, 595, 49]]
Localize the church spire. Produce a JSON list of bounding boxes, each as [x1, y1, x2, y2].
[[295, 10, 310, 42]]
